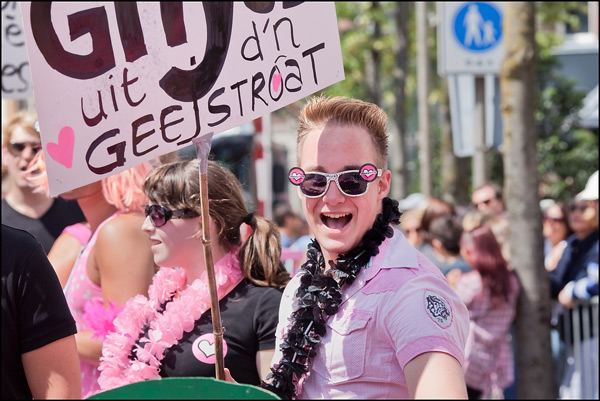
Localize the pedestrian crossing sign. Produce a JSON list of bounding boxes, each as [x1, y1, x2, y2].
[[437, 2, 506, 75]]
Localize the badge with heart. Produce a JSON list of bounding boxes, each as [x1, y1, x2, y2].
[[192, 333, 228, 364]]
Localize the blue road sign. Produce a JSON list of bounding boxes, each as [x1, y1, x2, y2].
[[453, 2, 502, 53]]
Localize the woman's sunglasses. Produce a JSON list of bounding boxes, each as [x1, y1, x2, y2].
[[569, 203, 589, 213], [7, 141, 42, 156], [144, 204, 199, 227], [288, 163, 382, 198]]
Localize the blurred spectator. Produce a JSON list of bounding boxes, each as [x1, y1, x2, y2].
[[273, 203, 305, 248], [543, 202, 573, 272], [418, 198, 456, 261], [550, 170, 598, 399], [287, 219, 314, 275], [48, 222, 92, 288], [1, 111, 85, 253], [453, 224, 520, 400], [428, 214, 472, 276], [550, 199, 599, 299], [24, 151, 92, 288], [400, 207, 425, 247], [486, 214, 511, 265], [2, 224, 81, 399], [462, 208, 495, 232], [462, 209, 511, 264], [472, 182, 505, 216]]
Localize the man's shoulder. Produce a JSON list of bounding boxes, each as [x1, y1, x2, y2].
[[1, 224, 39, 251]]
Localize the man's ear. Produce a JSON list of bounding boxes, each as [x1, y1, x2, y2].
[[377, 169, 391, 200]]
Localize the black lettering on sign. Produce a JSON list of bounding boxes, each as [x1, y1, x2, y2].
[[86, 129, 126, 174], [159, 2, 234, 102], [1, 62, 30, 94], [30, 2, 116, 79]]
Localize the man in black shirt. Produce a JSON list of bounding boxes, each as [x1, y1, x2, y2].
[[2, 224, 81, 399]]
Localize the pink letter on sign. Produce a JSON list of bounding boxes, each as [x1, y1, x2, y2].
[[47, 126, 75, 168]]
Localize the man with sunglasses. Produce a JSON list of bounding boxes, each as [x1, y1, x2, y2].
[[263, 96, 469, 399], [1, 111, 84, 254], [471, 182, 506, 216]]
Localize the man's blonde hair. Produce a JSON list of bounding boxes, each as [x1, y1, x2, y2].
[[296, 96, 389, 168]]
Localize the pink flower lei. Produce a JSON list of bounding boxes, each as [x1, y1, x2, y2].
[[97, 251, 244, 393]]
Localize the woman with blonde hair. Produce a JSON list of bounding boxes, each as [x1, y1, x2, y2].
[[2, 111, 85, 253]]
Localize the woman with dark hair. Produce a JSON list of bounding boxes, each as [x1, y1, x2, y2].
[[543, 201, 573, 272], [454, 224, 520, 399], [97, 159, 290, 393]]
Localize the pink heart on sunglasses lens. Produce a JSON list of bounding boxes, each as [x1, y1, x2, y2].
[[47, 126, 75, 169], [289, 167, 305, 185], [360, 164, 378, 182]]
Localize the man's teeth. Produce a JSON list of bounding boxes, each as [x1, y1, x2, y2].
[[323, 213, 350, 219]]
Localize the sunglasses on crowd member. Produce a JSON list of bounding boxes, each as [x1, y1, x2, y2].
[[288, 163, 382, 198], [544, 216, 565, 224], [144, 204, 199, 227], [569, 203, 589, 213], [7, 141, 42, 156], [475, 198, 495, 208]]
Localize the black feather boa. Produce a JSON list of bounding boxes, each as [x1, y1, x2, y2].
[[261, 197, 402, 399]]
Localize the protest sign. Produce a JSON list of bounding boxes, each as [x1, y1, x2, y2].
[[2, 1, 33, 99], [20, 2, 344, 196]]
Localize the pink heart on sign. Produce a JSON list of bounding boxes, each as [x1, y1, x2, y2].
[[47, 126, 75, 169], [272, 72, 282, 93]]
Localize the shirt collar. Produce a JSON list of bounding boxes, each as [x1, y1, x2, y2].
[[364, 226, 419, 282]]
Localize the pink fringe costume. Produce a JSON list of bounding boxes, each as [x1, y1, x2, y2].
[[64, 211, 123, 399]]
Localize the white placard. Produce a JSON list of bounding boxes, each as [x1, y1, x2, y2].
[[2, 1, 33, 99], [20, 2, 344, 196]]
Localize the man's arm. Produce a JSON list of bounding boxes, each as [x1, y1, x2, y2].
[[404, 351, 467, 399], [22, 335, 81, 399]]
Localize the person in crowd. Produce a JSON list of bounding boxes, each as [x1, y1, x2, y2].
[[2, 224, 81, 399], [452, 224, 520, 400], [460, 207, 517, 400], [285, 218, 314, 276], [427, 214, 472, 277], [417, 197, 456, 262], [551, 170, 599, 400], [261, 96, 469, 399], [47, 222, 93, 288], [97, 159, 290, 392], [400, 207, 425, 247], [273, 203, 306, 248], [462, 209, 511, 264], [550, 197, 599, 300], [539, 200, 575, 390], [1, 111, 85, 253], [560, 170, 598, 303], [543, 201, 573, 272], [24, 152, 93, 288], [26, 152, 158, 398], [471, 182, 505, 216]]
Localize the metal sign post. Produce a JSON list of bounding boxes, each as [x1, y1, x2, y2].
[[437, 2, 505, 186]]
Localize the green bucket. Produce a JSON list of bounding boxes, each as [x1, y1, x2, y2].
[[88, 377, 280, 400]]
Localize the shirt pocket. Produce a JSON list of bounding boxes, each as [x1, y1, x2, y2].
[[311, 309, 373, 383]]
